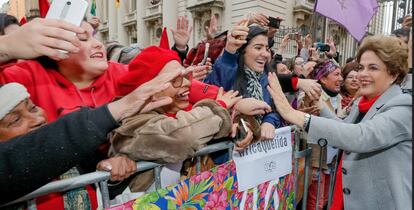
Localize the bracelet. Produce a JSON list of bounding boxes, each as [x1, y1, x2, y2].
[[303, 113, 311, 130]]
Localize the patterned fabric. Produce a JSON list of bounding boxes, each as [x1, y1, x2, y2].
[[130, 160, 295, 210], [59, 167, 91, 210], [244, 66, 264, 123]]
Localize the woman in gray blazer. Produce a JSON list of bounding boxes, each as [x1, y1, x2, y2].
[[267, 35, 412, 210]]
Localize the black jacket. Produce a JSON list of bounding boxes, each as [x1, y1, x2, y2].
[[0, 105, 119, 205]]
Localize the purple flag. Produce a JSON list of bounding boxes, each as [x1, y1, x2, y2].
[[315, 0, 379, 42]]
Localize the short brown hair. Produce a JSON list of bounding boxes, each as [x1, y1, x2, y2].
[[356, 35, 408, 84]]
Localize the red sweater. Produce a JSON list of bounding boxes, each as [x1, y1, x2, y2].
[[0, 60, 128, 210], [0, 61, 128, 122]]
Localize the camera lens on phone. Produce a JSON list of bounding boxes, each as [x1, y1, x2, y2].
[[66, 1, 71, 5]]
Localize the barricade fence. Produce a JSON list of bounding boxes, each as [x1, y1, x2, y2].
[[5, 125, 339, 210]]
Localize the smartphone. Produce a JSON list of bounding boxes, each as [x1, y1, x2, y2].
[[46, 0, 88, 53], [316, 43, 330, 52], [268, 16, 281, 29], [46, 0, 88, 25], [201, 42, 210, 65], [288, 33, 295, 40], [235, 118, 248, 141]]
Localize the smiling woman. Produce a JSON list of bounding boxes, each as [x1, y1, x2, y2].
[[0, 20, 128, 122], [205, 24, 282, 141], [110, 45, 238, 192], [266, 35, 411, 210]]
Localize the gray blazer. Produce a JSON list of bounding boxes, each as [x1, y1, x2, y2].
[[308, 85, 412, 210]]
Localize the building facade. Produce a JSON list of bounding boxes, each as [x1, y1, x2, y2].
[[5, 0, 26, 20], [7, 0, 408, 65]]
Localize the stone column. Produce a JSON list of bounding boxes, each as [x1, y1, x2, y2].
[[137, 0, 149, 47], [116, 2, 128, 45], [108, 0, 117, 41], [162, 0, 178, 47]]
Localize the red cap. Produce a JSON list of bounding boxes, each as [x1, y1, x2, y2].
[[117, 46, 181, 96]]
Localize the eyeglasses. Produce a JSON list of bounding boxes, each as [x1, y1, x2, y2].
[[171, 69, 192, 88]]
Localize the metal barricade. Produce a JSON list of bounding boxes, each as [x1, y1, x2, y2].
[[4, 126, 316, 209]]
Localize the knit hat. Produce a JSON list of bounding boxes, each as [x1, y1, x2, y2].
[[314, 60, 339, 81], [0, 83, 30, 120], [117, 46, 181, 96]]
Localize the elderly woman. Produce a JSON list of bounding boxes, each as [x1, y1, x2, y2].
[[267, 35, 411, 209], [110, 46, 248, 193]]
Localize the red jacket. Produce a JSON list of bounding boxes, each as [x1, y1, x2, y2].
[[0, 60, 128, 210], [0, 60, 128, 122], [0, 60, 219, 209]]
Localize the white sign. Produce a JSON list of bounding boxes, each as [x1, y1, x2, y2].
[[233, 126, 292, 192]]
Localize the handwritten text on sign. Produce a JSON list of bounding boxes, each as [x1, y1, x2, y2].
[[233, 126, 292, 192]]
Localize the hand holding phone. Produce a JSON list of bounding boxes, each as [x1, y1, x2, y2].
[[201, 42, 210, 65], [46, 0, 88, 53], [268, 16, 282, 29]]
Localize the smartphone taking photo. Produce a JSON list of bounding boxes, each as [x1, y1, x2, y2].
[[268, 16, 281, 29], [46, 0, 88, 26]]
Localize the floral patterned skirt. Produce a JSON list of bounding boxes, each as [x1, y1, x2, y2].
[[123, 160, 296, 210]]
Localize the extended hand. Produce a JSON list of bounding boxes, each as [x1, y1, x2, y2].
[[171, 16, 192, 49]]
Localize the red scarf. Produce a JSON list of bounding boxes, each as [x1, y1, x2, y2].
[[358, 95, 380, 113], [330, 95, 380, 210], [165, 104, 193, 118]]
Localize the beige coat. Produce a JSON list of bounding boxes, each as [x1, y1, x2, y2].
[[108, 99, 232, 191]]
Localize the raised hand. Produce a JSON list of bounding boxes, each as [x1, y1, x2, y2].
[[216, 87, 242, 109], [171, 16, 193, 50], [205, 15, 218, 40], [225, 20, 249, 54], [108, 67, 182, 120], [0, 18, 85, 63], [248, 12, 269, 26]]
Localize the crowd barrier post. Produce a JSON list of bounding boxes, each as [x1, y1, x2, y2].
[[6, 125, 319, 209], [316, 138, 328, 210]]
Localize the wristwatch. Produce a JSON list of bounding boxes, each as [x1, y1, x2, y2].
[[303, 113, 311, 131]]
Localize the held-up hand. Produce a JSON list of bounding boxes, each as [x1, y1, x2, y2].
[[260, 122, 275, 140], [231, 122, 254, 151], [171, 16, 193, 50], [88, 16, 101, 30], [304, 34, 312, 48], [267, 72, 303, 126], [326, 37, 337, 57], [277, 34, 290, 54], [108, 67, 182, 121], [216, 87, 242, 109], [248, 12, 269, 26], [234, 98, 272, 115], [402, 15, 412, 30], [96, 155, 137, 181], [225, 20, 249, 54], [1, 18, 84, 62], [205, 15, 218, 40], [297, 79, 321, 101], [192, 58, 212, 81]]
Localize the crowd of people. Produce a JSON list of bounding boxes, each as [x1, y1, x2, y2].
[[0, 11, 411, 210]]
